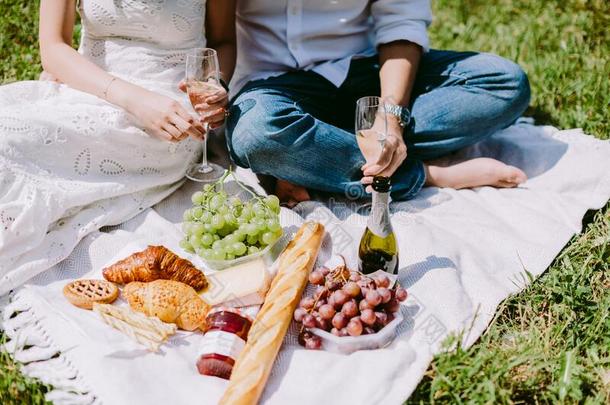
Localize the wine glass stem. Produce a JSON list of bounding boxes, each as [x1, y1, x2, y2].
[[201, 123, 210, 169]]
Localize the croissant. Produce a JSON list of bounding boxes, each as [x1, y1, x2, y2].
[[102, 245, 208, 291], [124, 280, 210, 331]]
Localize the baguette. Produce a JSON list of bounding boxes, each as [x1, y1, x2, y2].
[[220, 222, 325, 405]]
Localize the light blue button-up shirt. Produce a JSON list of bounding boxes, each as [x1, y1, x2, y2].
[[231, 0, 432, 95]]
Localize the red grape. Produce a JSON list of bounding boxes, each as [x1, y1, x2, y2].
[[314, 286, 329, 301], [331, 327, 340, 336], [300, 297, 315, 310], [319, 266, 331, 276], [294, 307, 307, 323], [395, 287, 408, 302], [365, 290, 382, 307], [360, 308, 376, 326], [385, 298, 400, 313], [302, 314, 316, 328], [349, 271, 361, 282], [341, 300, 359, 318], [359, 299, 374, 311], [309, 270, 324, 285], [343, 281, 361, 298], [375, 311, 388, 327], [376, 275, 390, 288], [315, 299, 325, 310], [315, 316, 329, 331], [304, 334, 322, 350], [326, 280, 341, 291], [346, 318, 363, 336], [332, 313, 347, 329], [333, 290, 349, 306], [378, 287, 392, 304], [319, 304, 336, 320], [339, 328, 349, 337]]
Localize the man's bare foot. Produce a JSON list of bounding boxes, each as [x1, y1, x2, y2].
[[425, 157, 527, 189], [275, 179, 311, 208]]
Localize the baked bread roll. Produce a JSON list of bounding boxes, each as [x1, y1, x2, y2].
[[103, 245, 208, 291], [124, 280, 210, 331], [220, 222, 325, 405]]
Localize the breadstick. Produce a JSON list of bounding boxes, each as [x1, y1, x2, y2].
[[220, 222, 325, 405], [93, 304, 177, 352]]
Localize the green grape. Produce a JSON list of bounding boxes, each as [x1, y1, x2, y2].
[[179, 238, 194, 253], [203, 223, 215, 233], [261, 231, 277, 245], [191, 223, 205, 236], [247, 245, 260, 254], [229, 197, 242, 207], [199, 249, 214, 260], [253, 202, 266, 216], [203, 184, 214, 192], [267, 218, 281, 232], [181, 221, 195, 234], [213, 234, 220, 241], [226, 253, 236, 260], [223, 234, 237, 246], [191, 206, 204, 219], [183, 210, 193, 222], [201, 233, 214, 247], [241, 205, 253, 220], [212, 240, 224, 251], [244, 223, 258, 236], [246, 234, 258, 245], [217, 205, 229, 215], [264, 195, 280, 212], [232, 242, 247, 256], [273, 227, 283, 239], [189, 234, 203, 249], [212, 248, 226, 261], [237, 216, 249, 225], [209, 194, 225, 211], [200, 211, 213, 224], [211, 214, 225, 230], [223, 213, 236, 226], [234, 228, 247, 242], [191, 191, 205, 205], [217, 225, 231, 237]]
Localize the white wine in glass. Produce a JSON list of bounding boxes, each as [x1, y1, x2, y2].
[[184, 47, 226, 182]]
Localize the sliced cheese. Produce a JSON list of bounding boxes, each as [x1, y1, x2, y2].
[[201, 258, 271, 306]]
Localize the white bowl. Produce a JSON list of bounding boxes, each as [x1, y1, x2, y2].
[[309, 312, 403, 354]]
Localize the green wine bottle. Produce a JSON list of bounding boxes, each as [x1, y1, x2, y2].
[[358, 176, 399, 274]]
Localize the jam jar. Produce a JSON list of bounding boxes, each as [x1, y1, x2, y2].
[[196, 306, 258, 379]]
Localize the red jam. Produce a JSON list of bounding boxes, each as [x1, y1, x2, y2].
[[196, 307, 257, 379]]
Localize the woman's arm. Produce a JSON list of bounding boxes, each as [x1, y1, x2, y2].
[[39, 0, 204, 141]]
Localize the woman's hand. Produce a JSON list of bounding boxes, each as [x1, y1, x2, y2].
[[118, 83, 205, 142], [360, 119, 407, 191], [178, 80, 228, 130]]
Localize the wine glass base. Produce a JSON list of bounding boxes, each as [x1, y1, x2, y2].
[[186, 163, 225, 183]]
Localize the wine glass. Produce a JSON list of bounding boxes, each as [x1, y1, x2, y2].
[[184, 48, 226, 182], [355, 96, 387, 165]]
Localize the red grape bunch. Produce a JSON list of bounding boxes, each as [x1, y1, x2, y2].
[[294, 265, 408, 350]]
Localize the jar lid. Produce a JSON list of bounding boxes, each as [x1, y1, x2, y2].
[[208, 305, 260, 322]]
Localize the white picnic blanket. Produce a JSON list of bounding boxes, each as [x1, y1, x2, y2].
[[2, 122, 610, 405]]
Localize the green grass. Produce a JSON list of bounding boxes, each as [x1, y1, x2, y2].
[[1, 0, 608, 404]]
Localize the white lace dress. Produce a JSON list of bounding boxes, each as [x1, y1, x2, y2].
[[0, 0, 206, 294]]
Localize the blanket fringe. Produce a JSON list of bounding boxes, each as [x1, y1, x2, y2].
[[1, 290, 98, 405]]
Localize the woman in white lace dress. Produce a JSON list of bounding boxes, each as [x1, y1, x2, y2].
[[0, 0, 236, 294]]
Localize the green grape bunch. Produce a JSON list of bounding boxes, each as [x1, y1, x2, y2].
[[179, 172, 282, 262]]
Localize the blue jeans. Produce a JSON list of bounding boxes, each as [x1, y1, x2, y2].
[[226, 50, 531, 201]]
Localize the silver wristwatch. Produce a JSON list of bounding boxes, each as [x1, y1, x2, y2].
[[385, 103, 411, 129]]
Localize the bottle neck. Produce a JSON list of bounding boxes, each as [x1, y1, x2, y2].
[[368, 189, 391, 237]]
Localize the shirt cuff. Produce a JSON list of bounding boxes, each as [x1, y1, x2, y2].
[[374, 20, 430, 52]]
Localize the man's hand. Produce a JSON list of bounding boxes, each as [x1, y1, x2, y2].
[[178, 80, 228, 130], [360, 117, 407, 190]]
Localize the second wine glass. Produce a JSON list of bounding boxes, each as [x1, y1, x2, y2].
[[185, 47, 226, 182], [355, 96, 388, 165]]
